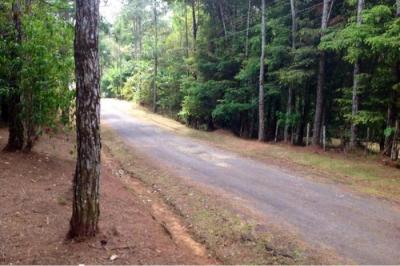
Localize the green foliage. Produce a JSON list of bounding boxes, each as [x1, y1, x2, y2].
[[99, 0, 400, 151], [384, 126, 396, 138], [277, 111, 301, 127], [0, 0, 74, 132], [179, 80, 227, 129]]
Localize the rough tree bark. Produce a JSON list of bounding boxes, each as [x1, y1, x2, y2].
[[69, 0, 101, 239], [5, 0, 24, 152], [312, 0, 331, 146], [258, 0, 266, 141], [350, 0, 365, 150]]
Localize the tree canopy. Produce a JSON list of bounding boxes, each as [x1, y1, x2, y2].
[[98, 0, 399, 159]]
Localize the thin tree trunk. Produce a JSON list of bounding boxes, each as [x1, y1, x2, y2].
[[191, 0, 197, 47], [22, 0, 35, 152], [349, 0, 364, 150], [296, 87, 307, 145], [312, 0, 330, 146], [365, 127, 370, 155], [275, 121, 280, 142], [290, 0, 297, 50], [384, 79, 397, 155], [218, 2, 227, 38], [153, 0, 158, 113], [5, 0, 24, 152], [185, 0, 189, 58], [385, 3, 400, 154], [284, 0, 297, 143], [391, 120, 399, 161], [245, 0, 251, 58], [258, 0, 266, 141], [350, 65, 360, 149], [69, 0, 101, 239], [284, 88, 292, 142], [139, 17, 142, 57]]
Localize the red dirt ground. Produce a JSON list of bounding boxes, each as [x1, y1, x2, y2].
[[0, 128, 215, 265]]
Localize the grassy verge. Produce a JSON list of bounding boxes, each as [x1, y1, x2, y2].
[[119, 101, 400, 205], [102, 126, 343, 264]]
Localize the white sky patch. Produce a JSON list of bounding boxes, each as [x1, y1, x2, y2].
[[100, 0, 123, 24]]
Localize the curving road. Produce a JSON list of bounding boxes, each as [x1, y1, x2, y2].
[[102, 99, 400, 264]]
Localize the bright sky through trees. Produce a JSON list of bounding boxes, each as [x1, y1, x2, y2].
[[100, 0, 123, 23]]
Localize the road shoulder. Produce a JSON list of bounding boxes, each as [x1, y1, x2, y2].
[[102, 125, 347, 264], [109, 99, 400, 206]]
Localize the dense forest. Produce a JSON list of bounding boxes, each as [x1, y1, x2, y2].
[[99, 0, 400, 159], [0, 0, 399, 159]]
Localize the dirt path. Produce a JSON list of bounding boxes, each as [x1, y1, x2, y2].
[[0, 129, 215, 265], [102, 99, 400, 265]]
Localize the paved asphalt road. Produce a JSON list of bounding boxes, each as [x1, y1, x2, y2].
[[102, 99, 400, 264]]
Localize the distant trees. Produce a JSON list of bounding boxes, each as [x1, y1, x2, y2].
[[101, 0, 400, 160], [69, 0, 101, 238]]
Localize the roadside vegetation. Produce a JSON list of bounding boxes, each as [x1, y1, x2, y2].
[[119, 101, 400, 204], [100, 0, 400, 163]]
